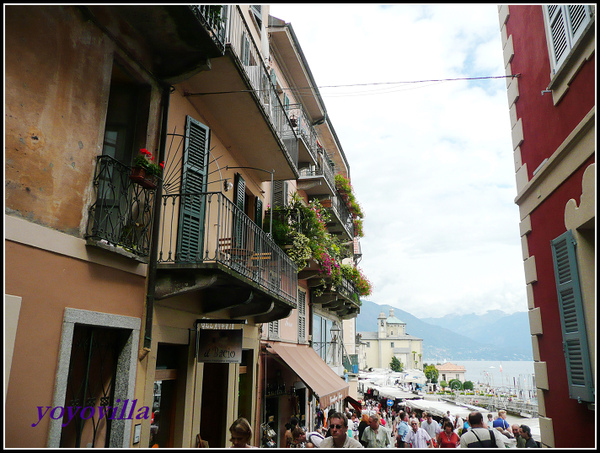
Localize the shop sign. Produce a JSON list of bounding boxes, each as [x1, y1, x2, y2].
[[196, 321, 244, 363]]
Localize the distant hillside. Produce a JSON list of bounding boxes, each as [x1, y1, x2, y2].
[[357, 301, 532, 361]]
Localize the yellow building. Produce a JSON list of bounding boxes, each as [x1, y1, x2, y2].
[[360, 309, 423, 371]]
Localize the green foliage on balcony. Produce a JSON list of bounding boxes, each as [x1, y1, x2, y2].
[[265, 192, 372, 298]]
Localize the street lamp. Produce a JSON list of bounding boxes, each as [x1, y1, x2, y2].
[[330, 321, 341, 367]]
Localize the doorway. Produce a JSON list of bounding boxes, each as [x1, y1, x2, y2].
[[200, 363, 229, 448]]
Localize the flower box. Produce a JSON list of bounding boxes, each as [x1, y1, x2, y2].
[[130, 166, 158, 190]]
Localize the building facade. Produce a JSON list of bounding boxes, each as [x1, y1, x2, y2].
[[5, 5, 365, 449], [435, 363, 467, 384], [360, 309, 423, 371], [258, 13, 366, 446], [498, 5, 595, 448]]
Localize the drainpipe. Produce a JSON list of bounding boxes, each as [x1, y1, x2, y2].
[[140, 84, 171, 358]]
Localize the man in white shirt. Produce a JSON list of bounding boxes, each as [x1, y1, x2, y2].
[[421, 413, 441, 444], [460, 412, 505, 448], [405, 418, 434, 448]]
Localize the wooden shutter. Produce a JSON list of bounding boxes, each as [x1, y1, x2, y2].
[[551, 230, 594, 402], [546, 5, 569, 69], [255, 197, 263, 227], [545, 5, 593, 72], [177, 116, 210, 262], [298, 289, 306, 342], [233, 173, 246, 248], [272, 180, 288, 207]]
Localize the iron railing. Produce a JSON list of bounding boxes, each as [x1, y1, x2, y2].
[[157, 192, 298, 306], [224, 5, 298, 166], [288, 103, 319, 162], [330, 192, 355, 238], [86, 155, 157, 257], [189, 5, 228, 52]]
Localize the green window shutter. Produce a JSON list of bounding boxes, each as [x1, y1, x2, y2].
[[233, 173, 246, 248], [255, 197, 263, 227], [176, 116, 210, 262], [551, 230, 594, 403]]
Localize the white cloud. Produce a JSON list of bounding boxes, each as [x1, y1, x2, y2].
[[269, 4, 527, 318]]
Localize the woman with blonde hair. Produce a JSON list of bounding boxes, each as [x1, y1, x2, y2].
[[229, 417, 256, 448]]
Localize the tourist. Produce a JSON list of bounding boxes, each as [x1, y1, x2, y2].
[[492, 410, 510, 430], [511, 424, 526, 448], [438, 420, 459, 448], [421, 413, 441, 446], [319, 412, 363, 448], [395, 411, 410, 448], [405, 418, 434, 448], [361, 413, 390, 448], [519, 425, 538, 448], [357, 412, 369, 447], [486, 413, 494, 429], [459, 412, 504, 448], [229, 418, 256, 448]]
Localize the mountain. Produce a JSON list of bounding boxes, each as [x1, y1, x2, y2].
[[356, 301, 533, 361]]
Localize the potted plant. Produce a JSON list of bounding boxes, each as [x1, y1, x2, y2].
[[130, 148, 164, 190]]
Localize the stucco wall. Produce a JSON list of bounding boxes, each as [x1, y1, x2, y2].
[[5, 6, 112, 235], [4, 240, 145, 447]]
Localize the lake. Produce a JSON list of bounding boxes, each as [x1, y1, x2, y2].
[[449, 360, 535, 392]]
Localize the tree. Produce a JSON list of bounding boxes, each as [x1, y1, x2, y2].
[[463, 381, 474, 391], [424, 365, 439, 384], [449, 379, 463, 390], [390, 356, 404, 372], [440, 380, 448, 391]]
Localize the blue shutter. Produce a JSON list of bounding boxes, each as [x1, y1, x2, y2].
[[551, 230, 594, 402], [176, 116, 209, 262]]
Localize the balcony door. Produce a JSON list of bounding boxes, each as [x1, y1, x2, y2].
[[176, 116, 210, 262], [95, 60, 150, 244]]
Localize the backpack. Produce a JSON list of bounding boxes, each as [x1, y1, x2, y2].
[[469, 429, 498, 448]]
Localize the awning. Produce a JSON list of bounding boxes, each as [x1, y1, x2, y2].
[[268, 342, 349, 408], [345, 395, 362, 413]]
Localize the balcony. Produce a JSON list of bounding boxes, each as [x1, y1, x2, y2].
[[297, 154, 336, 197], [156, 192, 298, 323], [86, 155, 158, 260], [83, 5, 227, 82], [310, 276, 361, 320], [179, 5, 299, 182], [320, 192, 355, 240]]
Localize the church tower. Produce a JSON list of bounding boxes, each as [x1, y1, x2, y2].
[[377, 310, 387, 339]]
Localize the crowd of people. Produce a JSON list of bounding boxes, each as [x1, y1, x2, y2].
[[227, 400, 539, 448]]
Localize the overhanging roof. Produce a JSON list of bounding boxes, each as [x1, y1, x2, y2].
[[268, 341, 349, 408]]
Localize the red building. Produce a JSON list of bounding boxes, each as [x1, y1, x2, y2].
[[499, 5, 595, 448]]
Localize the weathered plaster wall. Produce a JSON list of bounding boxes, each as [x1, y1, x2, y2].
[[5, 6, 112, 235]]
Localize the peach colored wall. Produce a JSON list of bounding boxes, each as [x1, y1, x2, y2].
[[4, 6, 111, 234], [4, 240, 145, 447]]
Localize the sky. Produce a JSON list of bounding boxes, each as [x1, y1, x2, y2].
[[269, 4, 527, 318]]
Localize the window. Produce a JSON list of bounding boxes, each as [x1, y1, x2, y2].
[[390, 342, 394, 348], [551, 230, 594, 403], [544, 5, 594, 73], [268, 320, 279, 339]]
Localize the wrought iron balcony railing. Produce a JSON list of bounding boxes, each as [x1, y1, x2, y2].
[[189, 5, 228, 52], [86, 155, 158, 258], [157, 192, 298, 306], [223, 5, 298, 166], [287, 103, 319, 161], [330, 191, 355, 238]]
